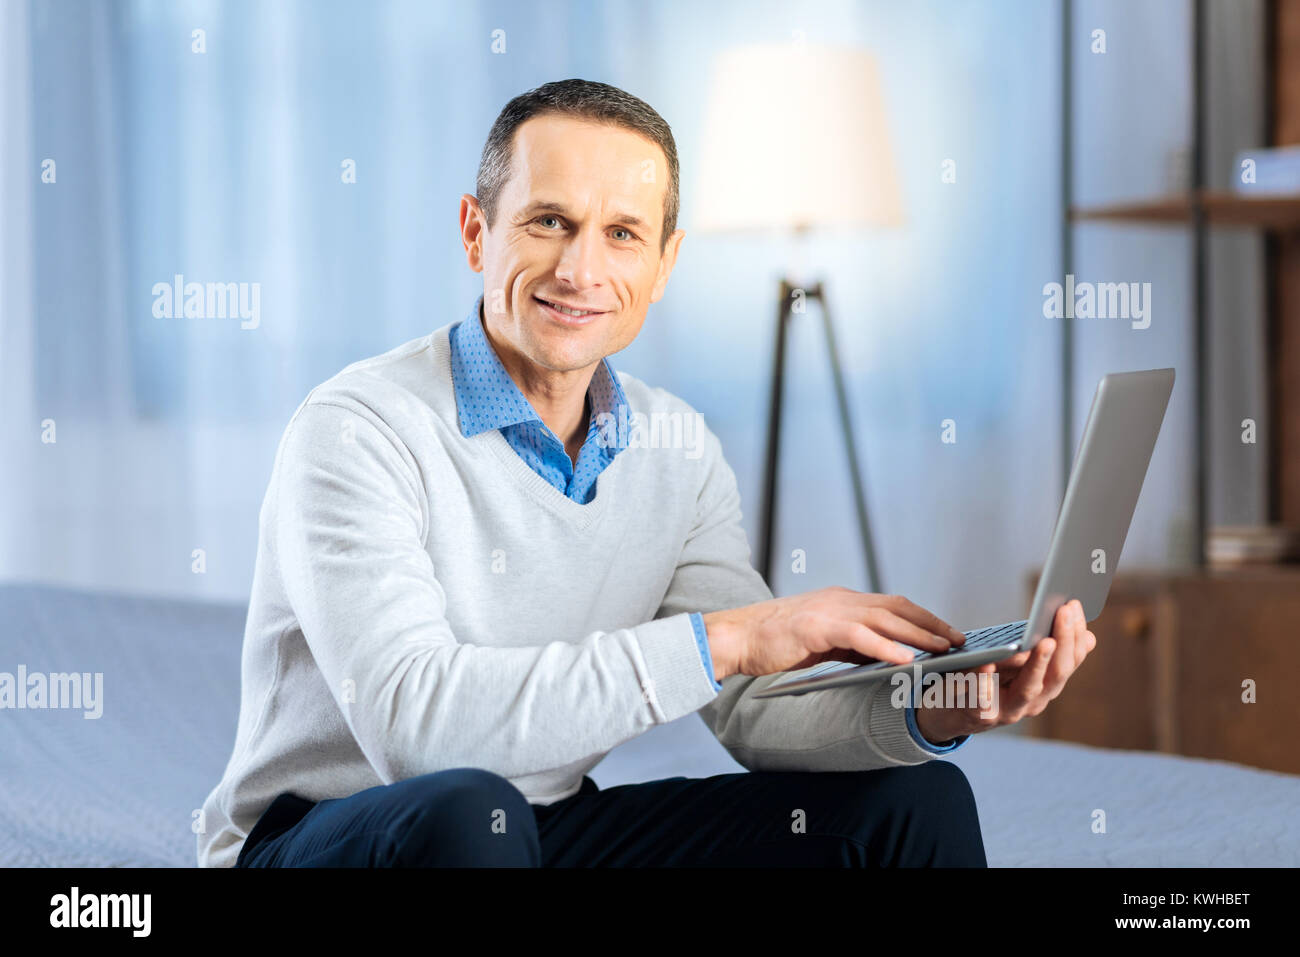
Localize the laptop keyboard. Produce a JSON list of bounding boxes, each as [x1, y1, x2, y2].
[[788, 619, 1028, 681], [955, 619, 1028, 653]]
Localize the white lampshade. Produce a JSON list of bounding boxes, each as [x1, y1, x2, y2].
[[692, 43, 905, 235]]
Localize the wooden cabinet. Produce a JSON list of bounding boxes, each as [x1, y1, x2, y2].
[[1024, 568, 1300, 774]]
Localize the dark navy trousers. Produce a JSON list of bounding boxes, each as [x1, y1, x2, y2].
[[235, 761, 987, 867]]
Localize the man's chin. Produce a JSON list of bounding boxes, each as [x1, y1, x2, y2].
[[540, 353, 605, 375], [527, 330, 608, 371]]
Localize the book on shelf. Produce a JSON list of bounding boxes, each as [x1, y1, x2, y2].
[[1206, 524, 1300, 566]]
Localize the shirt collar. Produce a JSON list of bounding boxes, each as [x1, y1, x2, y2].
[[450, 294, 628, 441]]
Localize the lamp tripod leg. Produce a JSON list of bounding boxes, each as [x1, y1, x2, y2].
[[819, 294, 884, 594]]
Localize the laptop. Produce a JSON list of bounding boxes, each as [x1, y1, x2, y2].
[[753, 367, 1175, 699]]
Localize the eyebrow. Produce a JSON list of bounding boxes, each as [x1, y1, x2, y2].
[[519, 200, 651, 232]]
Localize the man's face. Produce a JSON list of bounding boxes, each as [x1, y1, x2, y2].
[[462, 114, 684, 375]]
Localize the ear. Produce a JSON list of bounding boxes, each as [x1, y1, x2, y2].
[[460, 194, 486, 274]]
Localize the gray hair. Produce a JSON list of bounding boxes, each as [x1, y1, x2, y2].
[[475, 78, 680, 253]]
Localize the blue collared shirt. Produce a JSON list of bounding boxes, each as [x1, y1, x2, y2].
[[449, 295, 963, 753]]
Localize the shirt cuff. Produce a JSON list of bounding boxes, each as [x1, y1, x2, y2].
[[905, 704, 970, 753], [689, 612, 723, 693]]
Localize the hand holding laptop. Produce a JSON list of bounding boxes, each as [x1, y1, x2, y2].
[[911, 598, 1097, 745]]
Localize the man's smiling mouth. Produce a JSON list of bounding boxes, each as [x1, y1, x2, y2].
[[534, 296, 607, 322]]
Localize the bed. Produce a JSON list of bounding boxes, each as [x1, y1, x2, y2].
[[2, 581, 1296, 867]]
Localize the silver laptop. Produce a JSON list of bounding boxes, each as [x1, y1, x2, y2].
[[754, 367, 1175, 699]]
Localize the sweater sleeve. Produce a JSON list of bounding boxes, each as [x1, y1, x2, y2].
[[656, 420, 950, 770], [271, 397, 720, 786]]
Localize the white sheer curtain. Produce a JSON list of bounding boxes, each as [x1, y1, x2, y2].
[[0, 0, 529, 600], [1, 0, 37, 582]]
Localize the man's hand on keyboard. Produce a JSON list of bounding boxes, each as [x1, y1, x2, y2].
[[702, 587, 967, 681], [913, 599, 1096, 745]]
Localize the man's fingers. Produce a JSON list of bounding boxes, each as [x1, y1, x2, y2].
[[1053, 599, 1085, 638], [1053, 600, 1090, 678], [1077, 630, 1096, 668], [838, 622, 916, 665], [858, 594, 965, 646], [1046, 605, 1079, 690], [1002, 638, 1054, 719], [893, 595, 967, 646], [1044, 632, 1075, 697], [994, 648, 1032, 669], [861, 607, 956, 654]]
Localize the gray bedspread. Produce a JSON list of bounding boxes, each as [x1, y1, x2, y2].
[[2, 582, 1296, 867]]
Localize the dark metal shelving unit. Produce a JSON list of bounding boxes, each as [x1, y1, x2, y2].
[[1060, 0, 1211, 567]]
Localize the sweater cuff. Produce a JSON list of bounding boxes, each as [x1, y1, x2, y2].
[[863, 682, 950, 764], [905, 704, 970, 753], [689, 612, 723, 692], [635, 613, 722, 723]]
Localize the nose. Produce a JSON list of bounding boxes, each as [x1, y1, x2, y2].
[[553, 227, 605, 291]]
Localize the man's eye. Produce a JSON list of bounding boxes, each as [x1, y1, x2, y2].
[[532, 218, 634, 241]]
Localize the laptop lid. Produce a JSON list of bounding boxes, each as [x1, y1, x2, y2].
[[753, 367, 1176, 699], [1021, 367, 1175, 647]]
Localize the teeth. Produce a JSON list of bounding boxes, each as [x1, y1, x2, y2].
[[542, 299, 598, 317]]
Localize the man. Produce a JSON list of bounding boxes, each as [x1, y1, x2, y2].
[[197, 78, 1096, 868]]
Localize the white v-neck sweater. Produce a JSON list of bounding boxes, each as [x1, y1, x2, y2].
[[196, 322, 942, 868]]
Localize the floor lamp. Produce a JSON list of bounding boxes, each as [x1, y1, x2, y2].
[[756, 278, 883, 590], [693, 43, 905, 592]]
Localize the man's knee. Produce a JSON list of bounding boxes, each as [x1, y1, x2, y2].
[[904, 758, 979, 815], [867, 760, 986, 867], [809, 760, 985, 867], [386, 767, 540, 867]]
